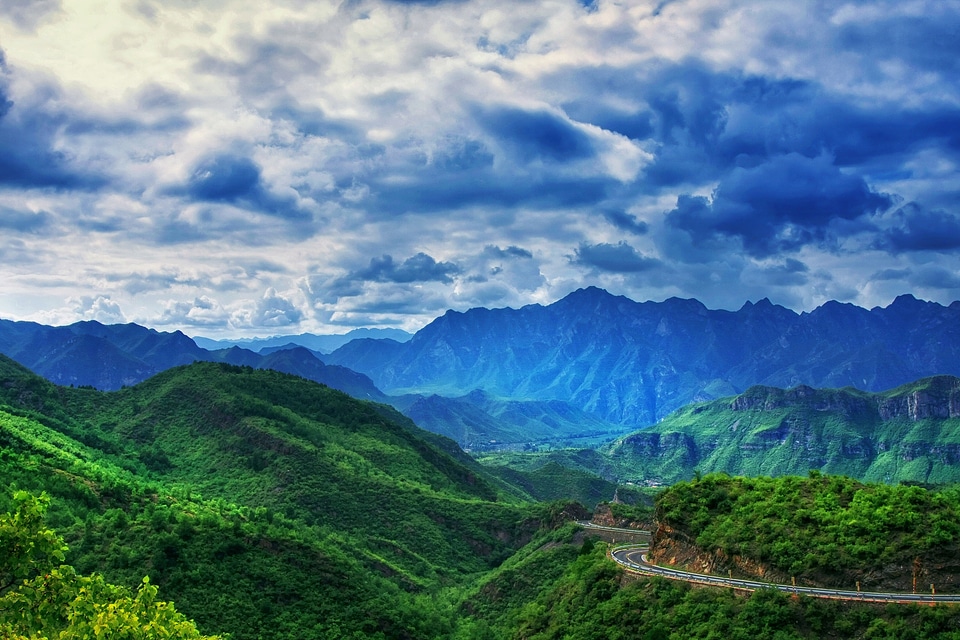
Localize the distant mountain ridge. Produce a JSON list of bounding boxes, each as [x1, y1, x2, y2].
[[0, 318, 385, 401], [325, 287, 960, 427], [0, 317, 620, 448], [192, 327, 412, 354], [5, 288, 960, 446], [601, 375, 960, 485]]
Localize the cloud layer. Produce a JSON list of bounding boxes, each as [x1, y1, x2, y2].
[[1, 0, 958, 335]]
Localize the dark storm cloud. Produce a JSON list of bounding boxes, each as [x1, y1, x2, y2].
[[0, 77, 104, 190], [913, 267, 960, 291], [836, 11, 960, 76], [871, 268, 912, 282], [877, 205, 960, 253], [552, 59, 960, 197], [357, 134, 611, 216], [571, 241, 661, 273], [482, 245, 533, 260], [601, 210, 648, 235], [665, 153, 891, 258], [309, 253, 462, 306], [187, 154, 261, 201], [474, 105, 596, 163], [433, 138, 495, 171], [365, 170, 610, 215], [175, 153, 308, 221], [761, 258, 810, 287], [354, 252, 461, 284]]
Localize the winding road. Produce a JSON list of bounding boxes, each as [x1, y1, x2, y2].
[[579, 523, 960, 604]]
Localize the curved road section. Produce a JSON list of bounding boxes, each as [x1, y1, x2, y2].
[[579, 524, 960, 604]]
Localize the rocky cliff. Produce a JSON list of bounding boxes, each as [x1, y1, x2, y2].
[[603, 375, 960, 485]]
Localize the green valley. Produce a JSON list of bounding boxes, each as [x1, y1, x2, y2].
[[7, 355, 960, 638], [0, 356, 564, 638]]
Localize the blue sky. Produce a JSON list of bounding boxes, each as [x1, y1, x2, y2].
[[0, 0, 958, 336]]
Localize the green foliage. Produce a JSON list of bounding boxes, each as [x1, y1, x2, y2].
[[0, 492, 218, 639], [481, 460, 618, 508], [0, 491, 68, 593], [10, 357, 960, 639], [0, 362, 562, 639], [465, 542, 960, 640], [601, 379, 960, 485], [656, 473, 960, 587]]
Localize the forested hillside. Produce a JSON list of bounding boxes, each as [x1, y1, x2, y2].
[[599, 376, 960, 485], [7, 355, 960, 638], [652, 473, 960, 592], [0, 356, 569, 638]]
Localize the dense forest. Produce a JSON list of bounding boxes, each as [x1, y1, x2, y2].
[[4, 355, 960, 638]]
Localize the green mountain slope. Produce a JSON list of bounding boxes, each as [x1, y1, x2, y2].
[[603, 376, 960, 485], [0, 356, 562, 638], [653, 473, 960, 591]]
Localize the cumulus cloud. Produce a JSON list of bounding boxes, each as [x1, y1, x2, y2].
[[1, 0, 959, 332], [350, 252, 461, 285], [251, 288, 304, 328], [665, 153, 891, 258], [571, 241, 661, 273], [877, 205, 960, 254], [157, 296, 230, 328], [68, 295, 127, 324]]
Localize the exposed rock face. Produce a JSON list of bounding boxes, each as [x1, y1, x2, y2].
[[730, 385, 874, 417], [648, 524, 793, 586], [606, 375, 960, 484], [876, 376, 960, 421], [734, 376, 960, 424], [649, 523, 960, 592], [591, 503, 649, 530]]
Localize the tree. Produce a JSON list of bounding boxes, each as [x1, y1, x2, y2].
[[0, 491, 220, 640]]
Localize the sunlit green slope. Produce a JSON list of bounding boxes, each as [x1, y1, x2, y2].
[[0, 356, 559, 639], [603, 377, 960, 485]]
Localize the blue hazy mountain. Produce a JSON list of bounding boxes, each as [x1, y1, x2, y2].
[[5, 288, 960, 443], [192, 327, 412, 354], [325, 287, 960, 428]]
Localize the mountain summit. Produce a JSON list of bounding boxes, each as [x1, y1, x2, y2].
[[326, 288, 960, 428]]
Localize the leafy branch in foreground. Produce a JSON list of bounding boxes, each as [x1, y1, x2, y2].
[[0, 490, 220, 640]]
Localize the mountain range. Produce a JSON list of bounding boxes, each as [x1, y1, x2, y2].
[[325, 287, 960, 426], [7, 333, 953, 638], [4, 287, 960, 448], [192, 327, 411, 353]]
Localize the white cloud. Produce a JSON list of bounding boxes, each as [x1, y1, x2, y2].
[[0, 0, 958, 334]]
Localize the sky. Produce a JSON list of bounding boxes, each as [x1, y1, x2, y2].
[[0, 0, 958, 337]]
